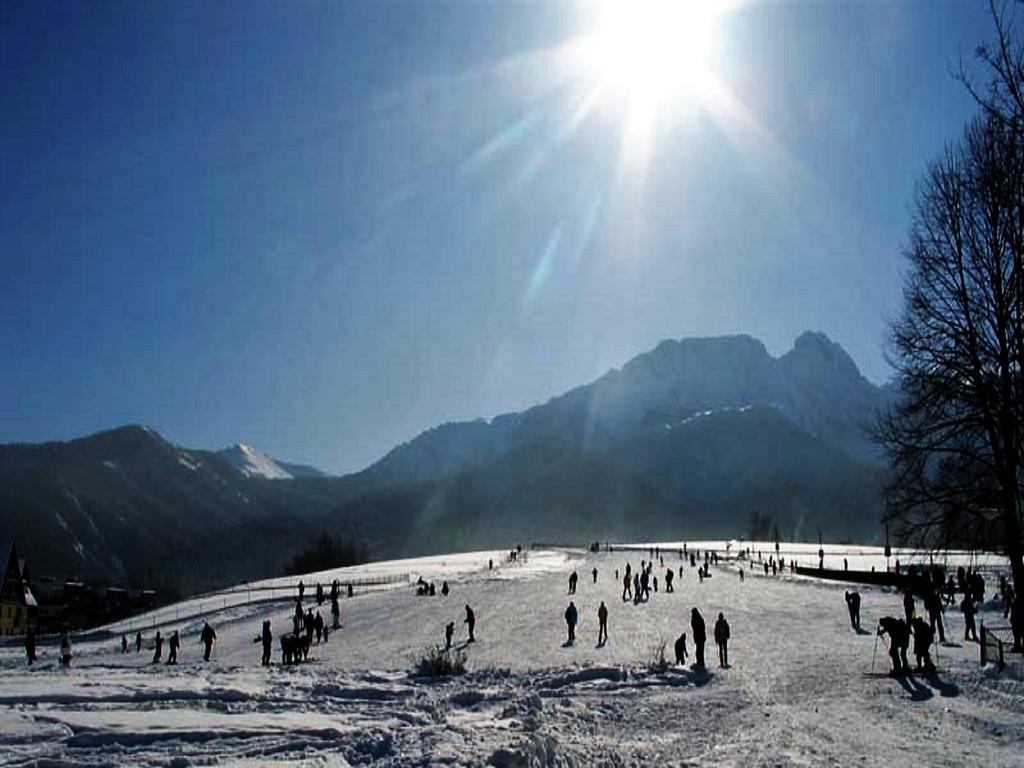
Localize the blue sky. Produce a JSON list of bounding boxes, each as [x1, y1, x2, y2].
[[0, 0, 997, 472]]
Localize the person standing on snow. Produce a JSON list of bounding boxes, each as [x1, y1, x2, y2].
[[691, 608, 707, 668], [961, 594, 978, 641], [135, 631, 143, 653], [844, 591, 861, 631], [200, 622, 217, 662], [167, 630, 180, 664], [564, 601, 578, 644], [464, 605, 476, 643], [597, 601, 608, 646], [714, 612, 731, 667], [445, 621, 455, 650], [622, 573, 632, 602], [924, 588, 945, 643], [25, 629, 36, 666], [260, 620, 273, 666], [911, 617, 935, 674], [152, 631, 163, 664], [592, 567, 598, 584], [568, 571, 578, 595]]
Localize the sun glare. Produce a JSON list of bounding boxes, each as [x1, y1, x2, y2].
[[572, 0, 733, 164], [581, 0, 717, 103]]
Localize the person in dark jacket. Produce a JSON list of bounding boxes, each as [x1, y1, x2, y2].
[[597, 601, 608, 646], [877, 617, 910, 676], [331, 597, 341, 629], [445, 621, 455, 650], [925, 589, 945, 643], [565, 601, 578, 643], [911, 617, 936, 674], [200, 622, 217, 662], [568, 571, 578, 595], [59, 631, 72, 668], [121, 634, 128, 654], [464, 605, 476, 643], [714, 612, 731, 667], [592, 567, 598, 584], [25, 629, 36, 665], [844, 591, 861, 631], [135, 631, 143, 653], [961, 595, 978, 641], [665, 568, 674, 593], [314, 611, 325, 643], [691, 608, 707, 667], [260, 620, 273, 666], [674, 632, 688, 665], [152, 631, 163, 664], [167, 630, 180, 664]]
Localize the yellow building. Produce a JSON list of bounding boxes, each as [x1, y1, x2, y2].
[[0, 543, 37, 636]]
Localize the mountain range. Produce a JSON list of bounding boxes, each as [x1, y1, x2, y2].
[[0, 331, 892, 593]]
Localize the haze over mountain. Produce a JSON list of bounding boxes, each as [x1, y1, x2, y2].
[[0, 331, 890, 593]]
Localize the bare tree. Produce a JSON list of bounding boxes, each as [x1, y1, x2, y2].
[[878, 107, 1024, 587]]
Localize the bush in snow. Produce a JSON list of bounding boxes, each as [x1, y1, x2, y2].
[[412, 645, 467, 677], [647, 637, 669, 674]]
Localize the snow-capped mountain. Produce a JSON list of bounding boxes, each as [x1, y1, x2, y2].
[[366, 331, 890, 487], [218, 443, 291, 479]]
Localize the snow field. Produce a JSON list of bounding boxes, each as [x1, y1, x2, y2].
[[0, 544, 1021, 766]]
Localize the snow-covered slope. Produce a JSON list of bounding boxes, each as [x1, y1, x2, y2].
[[216, 443, 296, 480], [1, 543, 1017, 766]]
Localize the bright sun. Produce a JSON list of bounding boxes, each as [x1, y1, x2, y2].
[[574, 0, 730, 161], [581, 0, 717, 102]]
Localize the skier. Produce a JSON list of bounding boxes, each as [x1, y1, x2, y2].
[[665, 568, 674, 593], [441, 580, 449, 596], [674, 632, 688, 665], [304, 609, 315, 642], [167, 630, 180, 664], [260, 620, 273, 666], [464, 605, 476, 643], [564, 601, 578, 644], [911, 617, 936, 674], [25, 629, 36, 665], [844, 591, 861, 631], [152, 631, 164, 663], [961, 594, 978, 641], [331, 597, 341, 629], [691, 608, 707, 668], [592, 567, 598, 584], [200, 622, 217, 662], [714, 612, 731, 668], [135, 631, 142, 653], [445, 621, 455, 650], [877, 617, 910, 676], [622, 573, 632, 602], [597, 601, 609, 646], [121, 634, 128, 654], [568, 571, 578, 595], [59, 631, 72, 668]]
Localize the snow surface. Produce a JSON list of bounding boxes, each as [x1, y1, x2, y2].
[[1, 543, 1021, 766]]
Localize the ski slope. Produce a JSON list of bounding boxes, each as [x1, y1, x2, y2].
[[0, 543, 1020, 767]]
